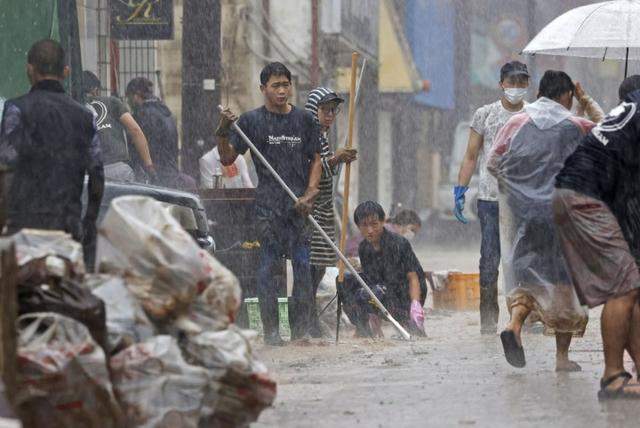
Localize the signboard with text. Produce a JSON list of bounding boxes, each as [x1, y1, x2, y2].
[[111, 0, 173, 40]]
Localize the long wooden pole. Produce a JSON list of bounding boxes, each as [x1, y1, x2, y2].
[[338, 52, 359, 282]]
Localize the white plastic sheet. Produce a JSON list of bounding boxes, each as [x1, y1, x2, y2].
[[489, 101, 590, 334], [15, 313, 122, 427]]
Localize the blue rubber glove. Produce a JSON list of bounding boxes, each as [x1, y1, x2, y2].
[[453, 185, 469, 224]]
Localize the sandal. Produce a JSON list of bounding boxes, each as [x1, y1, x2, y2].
[[598, 371, 640, 401], [500, 330, 526, 368]]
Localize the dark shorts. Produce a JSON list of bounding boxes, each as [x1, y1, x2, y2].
[[552, 188, 640, 308]]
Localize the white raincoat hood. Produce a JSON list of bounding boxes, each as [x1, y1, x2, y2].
[[524, 97, 572, 130]]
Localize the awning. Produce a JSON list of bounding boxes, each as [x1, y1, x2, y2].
[[378, 0, 422, 93], [405, 0, 455, 109]]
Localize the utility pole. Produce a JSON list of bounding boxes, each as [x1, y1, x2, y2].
[[58, 0, 83, 101], [310, 0, 320, 87], [181, 0, 222, 176]]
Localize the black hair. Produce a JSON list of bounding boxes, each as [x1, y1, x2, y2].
[[388, 210, 421, 227], [82, 70, 101, 94], [500, 61, 529, 83], [354, 201, 386, 226], [618, 75, 640, 101], [260, 62, 292, 86], [27, 39, 65, 77], [538, 70, 575, 101], [125, 77, 154, 99]]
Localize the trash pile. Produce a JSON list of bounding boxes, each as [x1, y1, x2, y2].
[[11, 196, 276, 427]]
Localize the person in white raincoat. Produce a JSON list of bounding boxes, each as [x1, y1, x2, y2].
[[488, 70, 601, 371]]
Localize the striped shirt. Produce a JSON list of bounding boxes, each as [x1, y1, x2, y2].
[[305, 87, 339, 266]]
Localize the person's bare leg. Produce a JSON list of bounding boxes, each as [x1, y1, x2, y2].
[[625, 298, 640, 374], [556, 332, 581, 372], [601, 290, 640, 394], [505, 304, 530, 346]]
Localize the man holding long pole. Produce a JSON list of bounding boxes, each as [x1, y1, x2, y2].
[[217, 62, 322, 346]]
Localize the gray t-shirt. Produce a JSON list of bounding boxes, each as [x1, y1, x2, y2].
[[470, 100, 525, 201], [86, 95, 130, 165]]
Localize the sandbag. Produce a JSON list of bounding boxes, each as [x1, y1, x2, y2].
[[110, 335, 210, 428], [184, 326, 276, 427], [85, 274, 156, 353], [96, 196, 240, 323], [185, 279, 242, 333], [15, 313, 122, 428]]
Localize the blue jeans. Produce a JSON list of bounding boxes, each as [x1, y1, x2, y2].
[[477, 200, 500, 330], [256, 207, 313, 338]]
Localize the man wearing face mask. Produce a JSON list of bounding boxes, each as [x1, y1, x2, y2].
[[454, 61, 530, 335]]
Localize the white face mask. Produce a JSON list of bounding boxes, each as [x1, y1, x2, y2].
[[504, 87, 527, 105]]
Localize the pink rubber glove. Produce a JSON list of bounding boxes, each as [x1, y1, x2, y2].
[[410, 300, 425, 331]]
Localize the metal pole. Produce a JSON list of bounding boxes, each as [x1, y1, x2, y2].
[[218, 105, 412, 341], [625, 47, 630, 78]]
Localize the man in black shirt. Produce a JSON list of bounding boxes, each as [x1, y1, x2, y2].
[[553, 75, 640, 399], [126, 77, 195, 191], [0, 39, 104, 266], [339, 201, 427, 336], [82, 71, 155, 182], [217, 62, 322, 345]]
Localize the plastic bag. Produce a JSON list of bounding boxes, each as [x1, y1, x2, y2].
[[184, 326, 276, 427], [12, 229, 84, 270], [110, 335, 210, 428], [13, 230, 85, 287], [18, 279, 108, 352], [15, 313, 122, 428], [86, 274, 155, 353], [96, 196, 240, 322]]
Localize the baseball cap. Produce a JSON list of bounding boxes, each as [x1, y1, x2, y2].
[[318, 92, 344, 105], [500, 61, 530, 81]]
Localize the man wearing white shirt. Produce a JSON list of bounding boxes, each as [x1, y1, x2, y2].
[[199, 146, 254, 189]]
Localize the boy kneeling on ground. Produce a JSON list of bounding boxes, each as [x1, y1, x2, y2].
[[339, 201, 427, 337]]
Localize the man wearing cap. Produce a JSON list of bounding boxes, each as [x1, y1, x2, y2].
[[305, 87, 357, 337], [454, 61, 530, 335]]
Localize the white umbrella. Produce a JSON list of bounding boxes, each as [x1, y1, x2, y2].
[[522, 0, 640, 76]]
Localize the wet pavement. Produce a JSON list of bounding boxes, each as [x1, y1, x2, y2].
[[253, 243, 640, 428]]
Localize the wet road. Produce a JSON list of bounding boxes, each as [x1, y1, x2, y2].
[[253, 244, 640, 428]]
